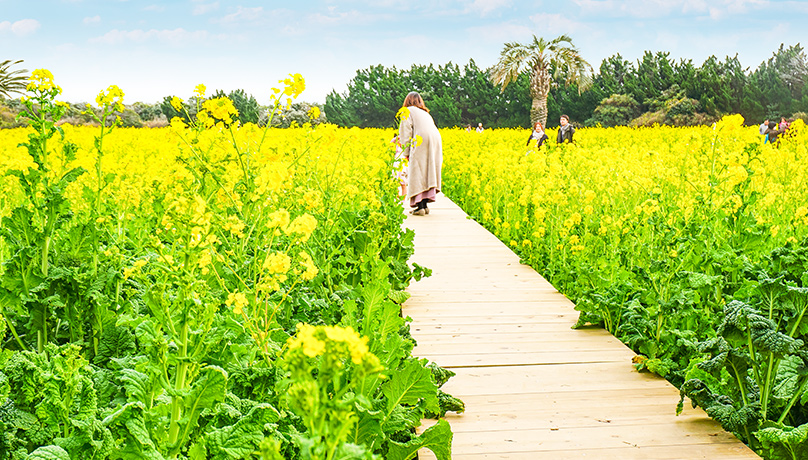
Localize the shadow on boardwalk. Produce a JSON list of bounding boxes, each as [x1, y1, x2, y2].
[[404, 195, 760, 460]]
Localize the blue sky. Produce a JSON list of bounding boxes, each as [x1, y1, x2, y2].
[[1, 0, 806, 104]]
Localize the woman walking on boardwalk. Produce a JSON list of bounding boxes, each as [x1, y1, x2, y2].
[[398, 92, 443, 216]]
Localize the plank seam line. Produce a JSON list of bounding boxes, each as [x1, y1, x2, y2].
[[440, 360, 625, 369]]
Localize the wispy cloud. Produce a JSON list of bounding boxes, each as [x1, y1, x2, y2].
[[571, 0, 769, 19], [466, 21, 533, 42], [89, 28, 224, 46], [465, 0, 512, 16], [528, 13, 585, 35], [193, 2, 219, 16], [83, 15, 101, 25], [307, 8, 381, 26], [217, 6, 265, 24], [0, 19, 41, 36]]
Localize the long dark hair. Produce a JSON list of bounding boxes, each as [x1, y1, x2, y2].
[[403, 92, 429, 112]]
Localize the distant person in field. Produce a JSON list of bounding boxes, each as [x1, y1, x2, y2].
[[465, 124, 472, 132], [526, 121, 549, 148], [476, 122, 484, 132], [399, 91, 442, 216], [765, 121, 781, 145], [780, 117, 789, 131], [557, 114, 575, 144], [759, 119, 769, 138]]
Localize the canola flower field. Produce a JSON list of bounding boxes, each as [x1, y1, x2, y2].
[[0, 72, 457, 460], [442, 119, 808, 458], [2, 69, 808, 459]]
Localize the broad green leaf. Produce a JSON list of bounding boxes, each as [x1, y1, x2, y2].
[[755, 422, 808, 460], [351, 405, 384, 447], [386, 419, 452, 460], [119, 368, 151, 403], [27, 445, 70, 460], [205, 404, 280, 460], [179, 365, 228, 447], [381, 359, 439, 414]]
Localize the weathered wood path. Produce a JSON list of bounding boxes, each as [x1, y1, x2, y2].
[[404, 195, 760, 459]]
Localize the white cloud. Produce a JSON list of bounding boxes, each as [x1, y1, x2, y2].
[[89, 28, 221, 46], [83, 15, 101, 24], [572, 0, 768, 19], [466, 0, 512, 16], [0, 19, 41, 36], [529, 13, 585, 35], [307, 9, 378, 25], [217, 6, 265, 24], [193, 2, 219, 15], [466, 21, 533, 42]]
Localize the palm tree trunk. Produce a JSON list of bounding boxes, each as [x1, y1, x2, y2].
[[530, 66, 551, 128]]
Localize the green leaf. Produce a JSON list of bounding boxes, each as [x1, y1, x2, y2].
[[387, 290, 410, 305], [381, 359, 439, 415], [118, 368, 150, 403], [205, 404, 280, 460], [755, 422, 808, 460], [178, 365, 227, 448], [386, 419, 452, 460], [383, 404, 421, 433], [351, 404, 383, 447], [27, 445, 70, 460]]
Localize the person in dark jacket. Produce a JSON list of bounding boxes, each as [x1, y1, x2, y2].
[[526, 121, 549, 147], [765, 122, 781, 145], [557, 114, 575, 144]]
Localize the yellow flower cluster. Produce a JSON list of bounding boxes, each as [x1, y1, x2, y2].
[[226, 291, 249, 315], [201, 97, 239, 126], [263, 252, 292, 275], [280, 73, 305, 98], [298, 251, 319, 281], [286, 213, 317, 243], [26, 69, 61, 94], [286, 323, 370, 365], [170, 96, 183, 112], [95, 85, 125, 112]]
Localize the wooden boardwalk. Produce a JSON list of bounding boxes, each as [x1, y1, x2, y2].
[[404, 195, 759, 460]]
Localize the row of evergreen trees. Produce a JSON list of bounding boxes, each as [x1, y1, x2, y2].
[[324, 44, 808, 129]]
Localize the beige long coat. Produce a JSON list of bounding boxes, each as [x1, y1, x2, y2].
[[399, 106, 442, 201]]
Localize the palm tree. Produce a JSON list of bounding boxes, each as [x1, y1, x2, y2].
[[0, 59, 28, 99], [490, 34, 592, 128]]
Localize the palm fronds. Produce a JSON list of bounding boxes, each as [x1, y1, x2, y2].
[[0, 59, 29, 98]]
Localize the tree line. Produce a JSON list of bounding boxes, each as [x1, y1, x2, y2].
[[324, 43, 808, 129]]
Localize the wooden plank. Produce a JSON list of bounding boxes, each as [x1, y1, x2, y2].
[[414, 337, 628, 354], [410, 323, 598, 335], [416, 350, 635, 367], [412, 330, 620, 344], [437, 362, 676, 395], [418, 444, 757, 460]]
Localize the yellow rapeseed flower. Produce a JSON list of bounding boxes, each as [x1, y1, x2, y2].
[[194, 84, 206, 98], [27, 69, 61, 94], [263, 252, 291, 275], [286, 214, 317, 242], [95, 85, 125, 112], [202, 97, 239, 125], [298, 251, 319, 281], [170, 96, 183, 112], [225, 292, 248, 315]]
